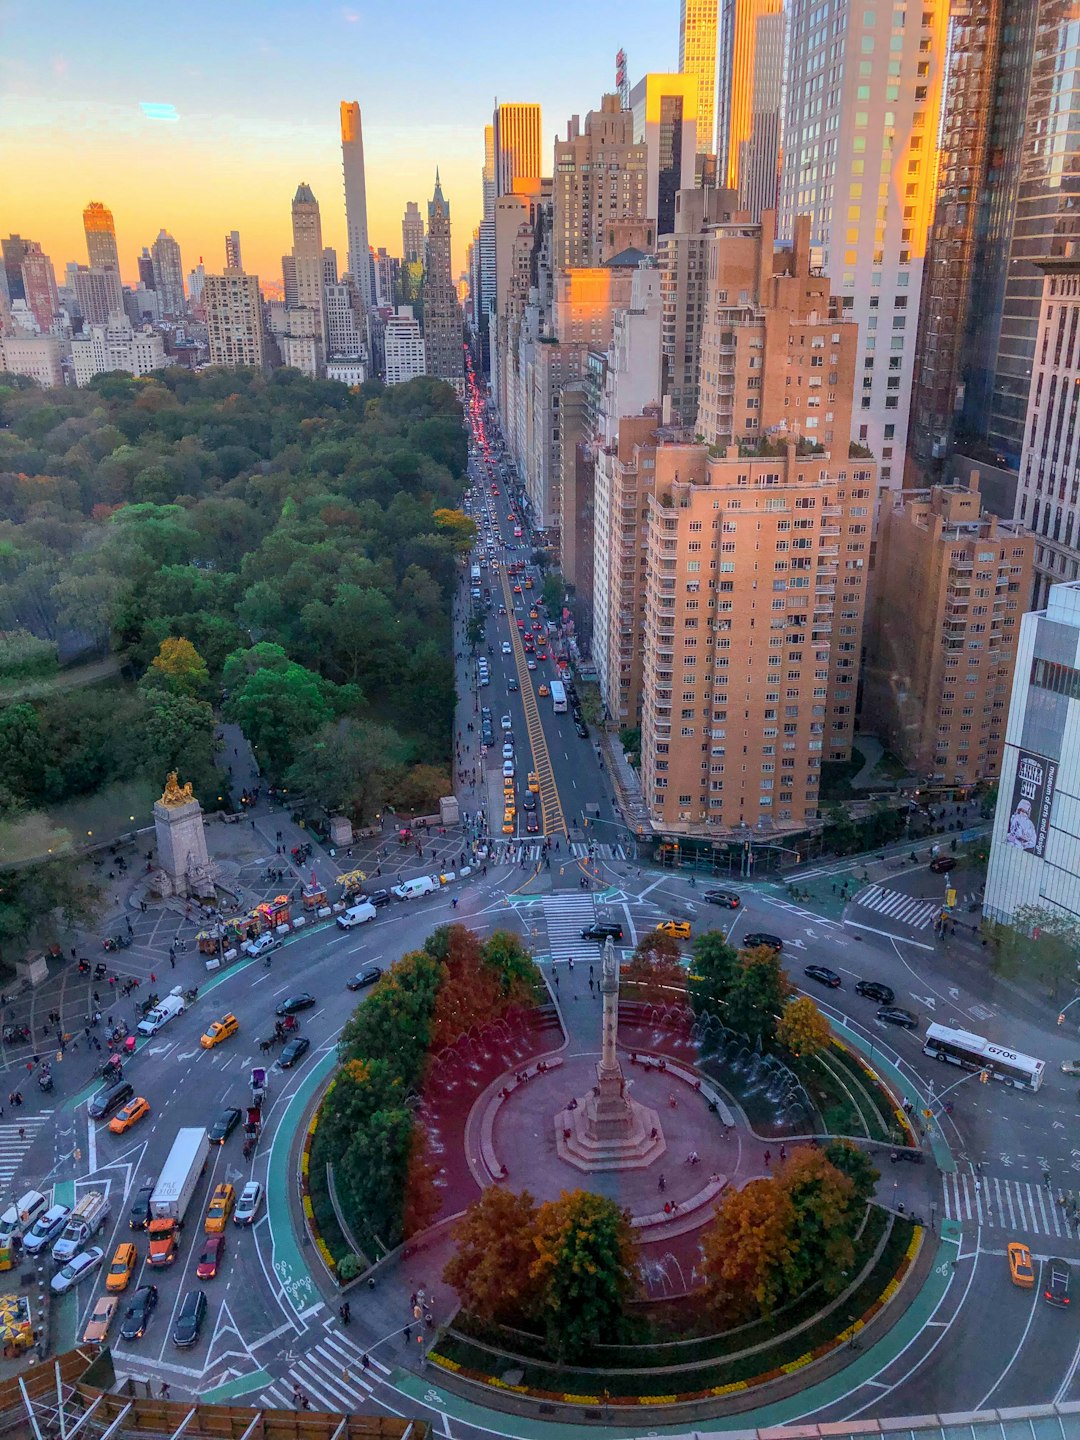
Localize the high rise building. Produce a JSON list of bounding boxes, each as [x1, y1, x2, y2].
[[340, 101, 374, 312], [18, 241, 61, 334], [150, 229, 186, 318], [225, 231, 243, 270], [553, 95, 649, 272], [1013, 257, 1080, 606], [422, 172, 464, 388], [492, 103, 542, 197], [629, 74, 699, 240], [1, 237, 29, 306], [373, 249, 397, 310], [983, 580, 1080, 927], [658, 187, 740, 426], [384, 306, 426, 385], [204, 268, 266, 369], [737, 2, 785, 220], [864, 476, 1032, 789], [325, 280, 364, 358], [70, 312, 168, 386], [478, 123, 498, 367], [402, 202, 424, 265], [281, 255, 298, 310], [779, 0, 950, 481], [678, 0, 719, 155], [73, 266, 124, 327], [187, 262, 206, 307], [717, 0, 785, 203], [290, 182, 326, 349], [137, 247, 155, 290], [83, 202, 120, 273]]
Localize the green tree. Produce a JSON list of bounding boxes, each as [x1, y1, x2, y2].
[[285, 717, 402, 821], [0, 859, 101, 966], [530, 1190, 639, 1361], [822, 803, 860, 855], [0, 704, 48, 807], [776, 995, 833, 1058], [726, 946, 792, 1046], [542, 572, 563, 615], [444, 1188, 540, 1324], [776, 1146, 857, 1298], [823, 1139, 879, 1209], [688, 931, 740, 1016], [224, 662, 356, 778], [138, 692, 218, 799]]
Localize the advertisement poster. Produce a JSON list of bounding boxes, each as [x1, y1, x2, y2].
[[1005, 750, 1057, 857]]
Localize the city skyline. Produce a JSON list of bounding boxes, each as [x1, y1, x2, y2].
[[2, 1, 678, 285]]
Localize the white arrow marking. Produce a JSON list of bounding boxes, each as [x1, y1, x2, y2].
[[176, 1049, 201, 1062], [787, 938, 806, 949], [949, 987, 960, 999], [911, 994, 936, 1009]]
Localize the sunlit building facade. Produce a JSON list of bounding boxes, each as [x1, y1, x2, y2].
[[678, 0, 719, 154]]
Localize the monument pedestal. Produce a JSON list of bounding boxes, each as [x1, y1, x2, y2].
[[153, 773, 218, 901]]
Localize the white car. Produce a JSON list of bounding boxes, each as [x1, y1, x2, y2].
[[502, 743, 514, 760], [501, 714, 513, 731], [502, 759, 516, 779], [51, 1246, 104, 1294], [233, 1181, 264, 1226], [501, 641, 512, 654], [241, 932, 281, 958], [23, 1203, 71, 1256]]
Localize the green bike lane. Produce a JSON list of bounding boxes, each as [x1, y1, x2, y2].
[[202, 1002, 964, 1433]]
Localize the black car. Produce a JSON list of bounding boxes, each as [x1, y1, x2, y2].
[[120, 1284, 158, 1342], [276, 993, 316, 1016], [88, 1080, 134, 1120], [208, 1107, 243, 1145], [526, 811, 540, 834], [855, 980, 895, 1004], [574, 720, 589, 739], [929, 854, 957, 873], [129, 1180, 155, 1231], [522, 790, 537, 810], [363, 889, 392, 909], [876, 1005, 918, 1029], [1044, 1258, 1072, 1308], [507, 677, 519, 692], [280, 1036, 311, 1069], [173, 1288, 207, 1348], [346, 965, 383, 991], [804, 964, 842, 989], [703, 889, 740, 909], [581, 922, 624, 941], [743, 932, 783, 952]]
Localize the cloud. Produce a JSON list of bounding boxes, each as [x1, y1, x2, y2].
[[140, 101, 179, 122]]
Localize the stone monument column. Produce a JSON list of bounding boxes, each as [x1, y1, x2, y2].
[[153, 772, 218, 900]]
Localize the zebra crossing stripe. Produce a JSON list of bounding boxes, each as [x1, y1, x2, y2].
[[856, 885, 940, 930], [942, 1173, 1076, 1237]]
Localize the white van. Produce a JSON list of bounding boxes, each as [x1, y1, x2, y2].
[[136, 992, 185, 1037], [336, 901, 377, 930], [391, 875, 438, 901], [0, 1190, 49, 1248], [52, 1191, 109, 1263]]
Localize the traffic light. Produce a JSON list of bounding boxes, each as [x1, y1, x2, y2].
[[979, 1070, 989, 1084], [1059, 1013, 1067, 1026]]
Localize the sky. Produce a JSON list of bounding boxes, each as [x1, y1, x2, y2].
[[1, 0, 678, 289]]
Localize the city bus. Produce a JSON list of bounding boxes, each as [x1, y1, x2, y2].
[[550, 680, 567, 714], [922, 1022, 1045, 1092]]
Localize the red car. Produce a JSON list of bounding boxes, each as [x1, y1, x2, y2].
[[196, 1234, 225, 1280]]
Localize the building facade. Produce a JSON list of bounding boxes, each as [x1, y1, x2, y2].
[[341, 101, 374, 312], [492, 103, 542, 197], [628, 73, 699, 240], [717, 0, 785, 200], [402, 203, 424, 265], [83, 201, 120, 272], [204, 269, 266, 369], [0, 332, 66, 387], [779, 0, 950, 482], [552, 95, 649, 272], [983, 581, 1080, 927], [864, 476, 1033, 788], [422, 173, 464, 387], [384, 306, 426, 385], [225, 231, 243, 270], [14, 240, 60, 334], [290, 183, 326, 351], [679, 0, 719, 155], [150, 230, 186, 318], [72, 266, 123, 327], [737, 2, 785, 221], [69, 314, 167, 386]]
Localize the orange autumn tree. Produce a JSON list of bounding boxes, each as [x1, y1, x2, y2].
[[428, 924, 539, 1048], [701, 1177, 795, 1320], [622, 929, 686, 1003], [443, 1186, 541, 1323], [776, 1144, 859, 1297]]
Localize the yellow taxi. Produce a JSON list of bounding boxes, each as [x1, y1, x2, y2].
[[656, 920, 692, 940], [502, 810, 515, 835], [513, 583, 522, 594], [204, 1183, 235, 1234], [529, 608, 539, 620], [105, 1242, 138, 1293], [1008, 1241, 1035, 1288], [528, 772, 540, 793], [201, 1013, 239, 1049], [108, 1096, 150, 1135], [524, 577, 534, 589], [82, 1295, 118, 1345], [538, 684, 550, 697]]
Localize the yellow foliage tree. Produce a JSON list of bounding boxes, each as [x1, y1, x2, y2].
[[148, 637, 210, 698], [433, 508, 477, 555], [776, 995, 833, 1057]]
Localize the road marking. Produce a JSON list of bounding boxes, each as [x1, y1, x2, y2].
[[250, 1321, 298, 1350], [843, 920, 935, 951], [298, 1301, 325, 1322]]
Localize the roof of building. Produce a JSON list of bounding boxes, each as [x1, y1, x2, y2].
[[602, 247, 646, 269]]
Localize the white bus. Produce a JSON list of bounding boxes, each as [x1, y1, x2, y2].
[[923, 1022, 1045, 1092], [550, 680, 567, 714]]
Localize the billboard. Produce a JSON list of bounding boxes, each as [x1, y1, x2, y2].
[[1005, 749, 1057, 858]]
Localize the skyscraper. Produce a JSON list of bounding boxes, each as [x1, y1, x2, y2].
[[678, 0, 719, 155], [73, 266, 123, 326], [628, 73, 698, 239], [737, 2, 785, 220], [137, 248, 155, 290], [83, 202, 120, 273], [422, 172, 464, 387], [552, 95, 649, 271], [717, 0, 784, 198], [340, 101, 374, 312], [492, 103, 542, 197], [204, 269, 266, 370], [402, 203, 424, 265], [290, 182, 325, 342], [478, 124, 497, 362], [225, 231, 243, 270], [150, 229, 186, 318], [779, 0, 950, 481], [17, 241, 61, 333]]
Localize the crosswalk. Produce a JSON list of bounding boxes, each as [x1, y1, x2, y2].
[[855, 884, 941, 931], [542, 893, 597, 962], [0, 1118, 48, 1192], [942, 1171, 1079, 1238], [489, 840, 628, 863], [256, 1327, 393, 1413]]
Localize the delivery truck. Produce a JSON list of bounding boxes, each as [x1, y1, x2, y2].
[[147, 1128, 209, 1267]]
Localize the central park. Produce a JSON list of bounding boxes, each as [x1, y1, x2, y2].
[[301, 918, 922, 1414]]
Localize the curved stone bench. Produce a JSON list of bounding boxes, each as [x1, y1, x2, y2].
[[626, 1051, 736, 1127], [632, 1175, 728, 1240], [478, 1056, 564, 1180]]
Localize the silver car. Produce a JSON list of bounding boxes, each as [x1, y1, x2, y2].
[[51, 1246, 104, 1294]]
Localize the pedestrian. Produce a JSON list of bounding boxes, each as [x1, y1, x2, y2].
[[403, 1325, 411, 1343], [361, 1352, 370, 1371], [568, 956, 574, 971], [160, 1383, 170, 1400], [18, 1127, 25, 1142], [779, 1144, 786, 1162], [764, 1149, 772, 1167], [658, 1173, 666, 1193], [553, 970, 559, 988], [169, 955, 175, 969], [588, 978, 594, 992]]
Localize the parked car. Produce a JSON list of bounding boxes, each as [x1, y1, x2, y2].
[[804, 964, 842, 989], [23, 1203, 71, 1256], [241, 932, 281, 958], [855, 980, 895, 1004]]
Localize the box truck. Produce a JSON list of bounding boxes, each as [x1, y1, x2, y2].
[[147, 1128, 209, 1266]]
